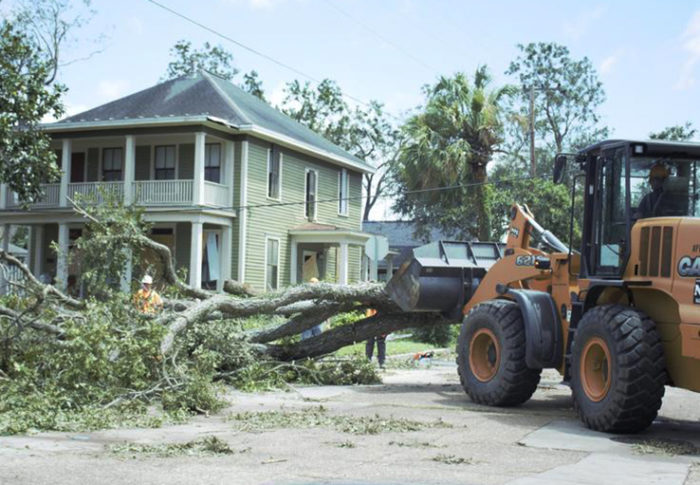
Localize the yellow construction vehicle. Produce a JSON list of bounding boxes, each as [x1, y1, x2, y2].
[[386, 139, 700, 433]]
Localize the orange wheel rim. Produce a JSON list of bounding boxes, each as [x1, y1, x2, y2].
[[469, 328, 500, 382], [581, 337, 612, 402]]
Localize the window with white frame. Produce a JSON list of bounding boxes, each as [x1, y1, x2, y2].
[[305, 169, 317, 220], [265, 238, 280, 291], [205, 143, 221, 183], [267, 147, 281, 199], [102, 147, 123, 181], [338, 168, 349, 215], [154, 145, 176, 180]]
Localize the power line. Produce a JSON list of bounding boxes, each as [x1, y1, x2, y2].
[[322, 0, 438, 74], [144, 0, 408, 124], [175, 174, 538, 214]]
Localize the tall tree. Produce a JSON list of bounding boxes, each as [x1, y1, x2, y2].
[[0, 20, 65, 203], [649, 122, 697, 141], [393, 67, 512, 241], [13, 0, 98, 86], [281, 79, 399, 220], [163, 40, 265, 100], [505, 42, 608, 178]]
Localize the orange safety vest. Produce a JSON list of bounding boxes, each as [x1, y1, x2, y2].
[[133, 288, 163, 314]]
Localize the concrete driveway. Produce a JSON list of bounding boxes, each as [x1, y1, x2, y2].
[[1, 363, 698, 485]]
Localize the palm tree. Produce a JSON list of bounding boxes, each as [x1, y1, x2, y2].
[[395, 67, 513, 241]]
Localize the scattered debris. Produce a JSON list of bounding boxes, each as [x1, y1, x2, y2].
[[108, 435, 240, 457]]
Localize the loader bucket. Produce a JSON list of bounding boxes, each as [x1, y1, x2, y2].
[[385, 241, 502, 321]]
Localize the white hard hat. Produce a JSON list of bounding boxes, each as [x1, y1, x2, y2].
[[141, 275, 153, 285]]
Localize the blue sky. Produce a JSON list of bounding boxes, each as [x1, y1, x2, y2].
[[27, 0, 699, 141]]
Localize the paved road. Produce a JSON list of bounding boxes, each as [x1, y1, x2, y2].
[[0, 364, 698, 485]]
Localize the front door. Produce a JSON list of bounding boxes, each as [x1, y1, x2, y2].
[[302, 250, 319, 282]]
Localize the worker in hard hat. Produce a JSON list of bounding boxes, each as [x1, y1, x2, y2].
[[133, 274, 163, 314], [636, 163, 670, 219]]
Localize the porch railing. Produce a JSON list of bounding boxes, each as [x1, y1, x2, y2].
[[5, 183, 61, 208], [68, 182, 124, 203], [4, 180, 230, 208], [133, 180, 194, 206], [203, 181, 229, 207]]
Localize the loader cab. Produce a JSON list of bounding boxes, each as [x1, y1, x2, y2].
[[577, 140, 700, 279]]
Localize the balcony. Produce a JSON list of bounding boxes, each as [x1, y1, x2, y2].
[[4, 180, 231, 209]]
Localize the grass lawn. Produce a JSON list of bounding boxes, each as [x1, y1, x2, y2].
[[333, 338, 448, 358]]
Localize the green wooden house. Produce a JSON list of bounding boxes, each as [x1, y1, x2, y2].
[[0, 71, 374, 292]]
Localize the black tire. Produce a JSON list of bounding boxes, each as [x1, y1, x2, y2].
[[456, 299, 541, 406], [570, 304, 666, 433]]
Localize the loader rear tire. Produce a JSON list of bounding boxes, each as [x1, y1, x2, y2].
[[570, 304, 666, 433], [457, 300, 541, 406]]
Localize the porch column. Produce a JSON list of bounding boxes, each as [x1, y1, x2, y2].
[[290, 238, 298, 285], [0, 224, 9, 294], [123, 135, 135, 204], [386, 254, 395, 280], [56, 222, 69, 289], [189, 221, 203, 288], [219, 224, 232, 292], [338, 242, 349, 285], [225, 140, 235, 209], [0, 183, 6, 209], [59, 139, 71, 207], [33, 225, 44, 277], [193, 132, 206, 206]]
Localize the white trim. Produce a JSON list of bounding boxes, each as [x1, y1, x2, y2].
[[290, 238, 298, 285], [59, 139, 71, 207], [338, 168, 349, 217], [238, 140, 249, 282], [304, 168, 319, 221], [264, 235, 281, 291]]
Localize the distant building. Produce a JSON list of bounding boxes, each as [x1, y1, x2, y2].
[[362, 221, 456, 281]]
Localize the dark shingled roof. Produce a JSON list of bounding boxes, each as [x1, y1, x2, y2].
[[55, 71, 372, 171]]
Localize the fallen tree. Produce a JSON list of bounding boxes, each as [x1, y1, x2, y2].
[[0, 200, 447, 432]]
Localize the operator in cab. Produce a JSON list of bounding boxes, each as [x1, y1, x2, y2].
[[635, 164, 670, 219]]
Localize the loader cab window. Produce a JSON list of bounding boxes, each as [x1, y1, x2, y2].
[[592, 148, 628, 276], [630, 157, 700, 219]]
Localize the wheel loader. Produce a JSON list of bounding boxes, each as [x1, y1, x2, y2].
[[386, 139, 700, 433]]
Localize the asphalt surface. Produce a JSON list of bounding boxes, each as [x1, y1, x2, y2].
[[0, 363, 698, 485]]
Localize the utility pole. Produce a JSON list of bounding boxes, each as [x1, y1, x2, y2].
[[529, 86, 536, 178]]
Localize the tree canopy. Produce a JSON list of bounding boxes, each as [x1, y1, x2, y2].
[[393, 67, 512, 241], [0, 20, 65, 203], [649, 122, 697, 141], [505, 42, 608, 178]]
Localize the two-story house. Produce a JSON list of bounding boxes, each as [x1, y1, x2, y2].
[[0, 71, 373, 293]]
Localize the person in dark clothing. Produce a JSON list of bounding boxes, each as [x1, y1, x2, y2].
[[636, 164, 670, 219], [365, 308, 386, 368]]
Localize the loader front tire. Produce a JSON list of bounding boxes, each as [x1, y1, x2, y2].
[[570, 304, 666, 433], [457, 300, 541, 406]]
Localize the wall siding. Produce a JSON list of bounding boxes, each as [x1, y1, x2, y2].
[[230, 142, 242, 280], [243, 139, 364, 290], [348, 245, 361, 283]]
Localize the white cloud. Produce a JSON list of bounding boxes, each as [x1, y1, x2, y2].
[[563, 5, 606, 40], [599, 49, 624, 75], [676, 10, 700, 90], [97, 80, 130, 99]]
